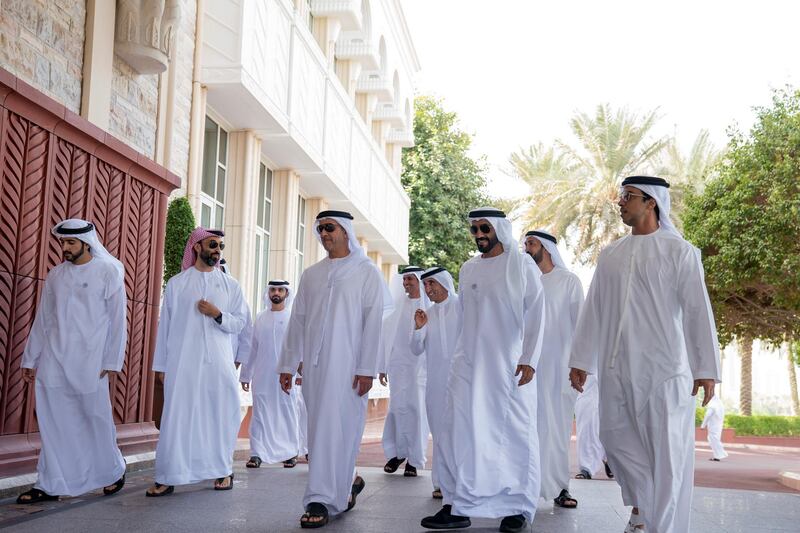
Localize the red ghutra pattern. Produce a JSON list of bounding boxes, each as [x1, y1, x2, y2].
[[0, 69, 178, 448]]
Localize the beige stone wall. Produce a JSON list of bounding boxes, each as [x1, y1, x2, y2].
[[109, 55, 158, 157], [169, 0, 197, 187], [0, 0, 86, 113]]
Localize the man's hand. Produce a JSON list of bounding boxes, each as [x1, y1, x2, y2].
[[692, 379, 716, 406], [197, 299, 221, 318], [295, 376, 303, 386], [414, 309, 428, 330], [279, 373, 293, 395], [352, 375, 374, 397], [22, 368, 36, 383], [515, 364, 535, 386], [241, 381, 250, 392], [99, 370, 119, 379], [379, 373, 388, 387], [569, 368, 587, 393], [155, 371, 165, 384]]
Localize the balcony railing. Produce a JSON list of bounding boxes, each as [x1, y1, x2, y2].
[[373, 103, 405, 127], [310, 0, 362, 30], [387, 128, 414, 147], [335, 37, 379, 70], [355, 73, 393, 101]]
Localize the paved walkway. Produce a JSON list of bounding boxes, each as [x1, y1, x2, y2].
[[0, 464, 798, 532]]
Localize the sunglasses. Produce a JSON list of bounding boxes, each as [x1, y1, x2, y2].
[[618, 189, 648, 203], [316, 223, 339, 234], [470, 223, 492, 235], [207, 240, 225, 250]]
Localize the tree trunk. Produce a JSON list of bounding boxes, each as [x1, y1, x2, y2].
[[738, 336, 753, 416], [788, 343, 800, 417]]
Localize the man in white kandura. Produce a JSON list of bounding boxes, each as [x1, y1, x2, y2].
[[146, 228, 249, 497], [380, 266, 430, 478], [278, 210, 389, 529], [574, 373, 614, 481], [410, 266, 462, 500], [569, 176, 721, 533], [423, 207, 546, 533], [702, 395, 728, 462], [523, 229, 583, 509], [18, 219, 127, 503], [240, 280, 301, 469]]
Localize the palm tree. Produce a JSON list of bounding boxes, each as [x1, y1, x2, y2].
[[509, 104, 669, 264], [655, 130, 722, 231]]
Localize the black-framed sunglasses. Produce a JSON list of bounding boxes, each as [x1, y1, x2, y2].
[[618, 188, 648, 203], [316, 223, 338, 234], [207, 240, 225, 250], [470, 223, 492, 235]]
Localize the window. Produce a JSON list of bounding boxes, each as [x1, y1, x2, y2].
[[200, 116, 228, 230], [253, 163, 273, 313], [295, 196, 306, 283]]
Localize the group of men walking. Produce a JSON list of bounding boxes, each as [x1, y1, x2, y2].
[[17, 175, 721, 533]]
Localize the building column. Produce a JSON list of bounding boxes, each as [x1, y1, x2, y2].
[[223, 131, 261, 305], [186, 0, 207, 212], [304, 197, 328, 266], [270, 170, 301, 282], [368, 250, 382, 271], [80, 0, 116, 129], [381, 262, 395, 284]]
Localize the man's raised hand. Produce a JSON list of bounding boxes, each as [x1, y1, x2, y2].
[[414, 309, 428, 330], [197, 299, 221, 318]]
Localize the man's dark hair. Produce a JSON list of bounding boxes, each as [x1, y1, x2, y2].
[[641, 191, 660, 220]]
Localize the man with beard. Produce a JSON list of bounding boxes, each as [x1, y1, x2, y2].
[[278, 211, 388, 528], [240, 280, 302, 468], [146, 228, 249, 497], [410, 267, 462, 499], [18, 219, 127, 503], [423, 207, 546, 533], [569, 176, 720, 532], [380, 266, 429, 478], [523, 230, 583, 510]]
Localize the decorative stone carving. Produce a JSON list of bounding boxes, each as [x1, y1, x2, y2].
[[115, 0, 181, 75]]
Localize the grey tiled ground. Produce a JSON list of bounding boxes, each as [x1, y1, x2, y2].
[[1, 465, 798, 532]]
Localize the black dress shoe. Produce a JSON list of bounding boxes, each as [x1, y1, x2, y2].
[[499, 514, 527, 532], [421, 504, 472, 529]]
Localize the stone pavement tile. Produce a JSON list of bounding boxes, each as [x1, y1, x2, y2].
[[3, 465, 799, 532]]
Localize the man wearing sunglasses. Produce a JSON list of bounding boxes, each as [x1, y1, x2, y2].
[[278, 210, 389, 528], [568, 176, 721, 532], [422, 207, 546, 533], [380, 266, 430, 479], [147, 228, 250, 497]]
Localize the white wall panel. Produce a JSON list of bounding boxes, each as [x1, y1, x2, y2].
[[290, 32, 326, 155], [323, 84, 353, 185]]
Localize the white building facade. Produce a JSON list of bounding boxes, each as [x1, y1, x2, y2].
[[194, 0, 418, 312]]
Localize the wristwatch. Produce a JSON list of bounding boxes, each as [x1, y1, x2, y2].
[[214, 312, 223, 324]]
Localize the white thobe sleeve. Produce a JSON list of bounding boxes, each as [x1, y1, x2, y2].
[[569, 276, 585, 331], [216, 283, 248, 335], [410, 325, 427, 356], [101, 271, 128, 372], [235, 315, 254, 365], [519, 262, 546, 368], [21, 278, 53, 369], [677, 247, 721, 382], [278, 280, 306, 375], [152, 285, 172, 373], [240, 324, 258, 383], [569, 258, 604, 374], [355, 270, 385, 377]]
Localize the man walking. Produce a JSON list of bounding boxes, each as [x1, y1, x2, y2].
[[423, 207, 546, 533], [18, 219, 127, 503], [523, 229, 583, 509], [146, 228, 249, 496], [410, 266, 462, 499], [241, 280, 301, 468], [381, 266, 429, 478], [569, 176, 721, 532], [278, 210, 388, 528]]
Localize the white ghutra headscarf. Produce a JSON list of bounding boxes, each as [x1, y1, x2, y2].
[[621, 176, 681, 238], [524, 229, 568, 270], [52, 219, 124, 281]]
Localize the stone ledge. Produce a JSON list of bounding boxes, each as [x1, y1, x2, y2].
[[778, 471, 800, 491]]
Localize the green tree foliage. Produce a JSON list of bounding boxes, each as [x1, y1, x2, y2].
[[163, 196, 196, 286], [682, 87, 800, 347], [402, 96, 488, 280]]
